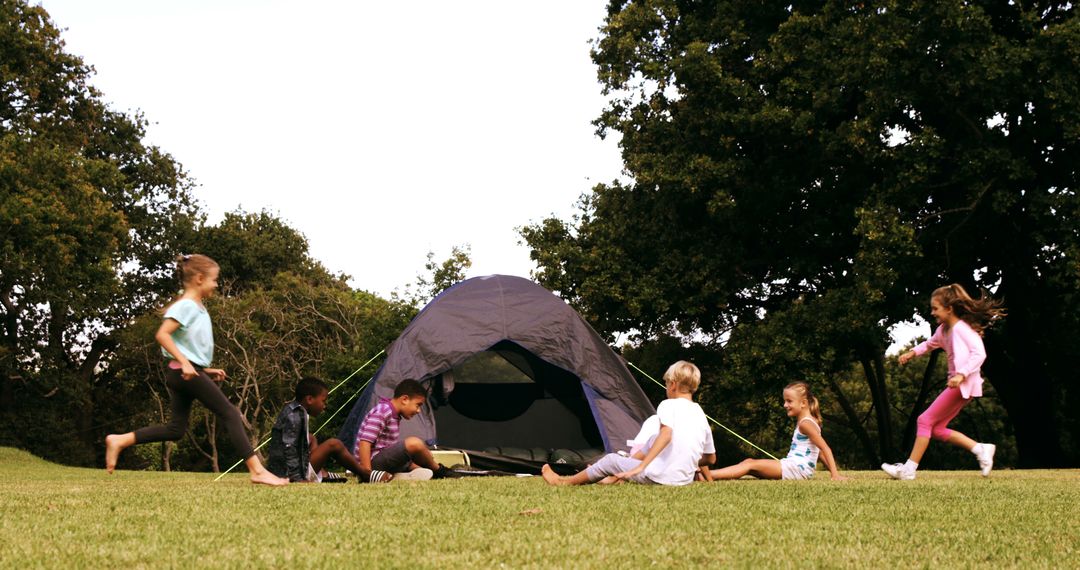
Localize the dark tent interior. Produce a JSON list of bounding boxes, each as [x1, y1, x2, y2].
[[430, 341, 604, 462]]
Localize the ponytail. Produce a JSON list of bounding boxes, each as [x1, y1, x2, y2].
[[932, 283, 1007, 335], [785, 381, 822, 425], [161, 253, 220, 312], [175, 254, 219, 288]]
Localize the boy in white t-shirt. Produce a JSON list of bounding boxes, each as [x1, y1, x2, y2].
[[541, 361, 716, 487]]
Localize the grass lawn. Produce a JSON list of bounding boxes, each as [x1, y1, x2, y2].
[[0, 447, 1077, 568]]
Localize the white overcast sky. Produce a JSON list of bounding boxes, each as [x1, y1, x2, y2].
[[41, 0, 926, 351], [41, 0, 625, 298]]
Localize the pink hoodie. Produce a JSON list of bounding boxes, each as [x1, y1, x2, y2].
[[913, 319, 987, 399]]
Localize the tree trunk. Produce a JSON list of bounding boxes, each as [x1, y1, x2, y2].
[[162, 442, 172, 472], [860, 348, 896, 461], [207, 415, 220, 473], [825, 374, 879, 467], [901, 350, 940, 453], [984, 271, 1071, 467], [984, 329, 1066, 467]]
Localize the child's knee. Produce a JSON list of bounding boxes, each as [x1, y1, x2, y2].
[[917, 411, 936, 432], [164, 419, 189, 439], [932, 427, 952, 441], [404, 436, 426, 453], [322, 438, 345, 451]]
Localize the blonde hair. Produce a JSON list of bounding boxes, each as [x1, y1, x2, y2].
[[932, 283, 1006, 335], [785, 381, 822, 425], [663, 360, 701, 394], [175, 253, 219, 288]]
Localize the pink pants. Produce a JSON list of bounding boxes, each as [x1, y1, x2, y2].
[[917, 387, 970, 440]]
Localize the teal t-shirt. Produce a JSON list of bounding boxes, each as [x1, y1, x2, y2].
[[160, 299, 214, 367]]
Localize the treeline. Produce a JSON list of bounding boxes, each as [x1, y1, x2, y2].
[[5, 1, 1078, 472], [523, 1, 1080, 468], [0, 1, 433, 470]]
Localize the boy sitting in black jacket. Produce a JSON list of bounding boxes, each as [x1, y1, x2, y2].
[[267, 377, 373, 482]]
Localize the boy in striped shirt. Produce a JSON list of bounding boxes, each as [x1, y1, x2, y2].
[[353, 379, 456, 482]]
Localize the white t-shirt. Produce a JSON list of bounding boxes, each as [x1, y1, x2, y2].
[[642, 398, 715, 486]]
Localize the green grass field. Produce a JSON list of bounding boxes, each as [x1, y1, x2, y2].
[[0, 447, 1076, 568]]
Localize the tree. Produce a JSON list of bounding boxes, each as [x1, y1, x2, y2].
[[523, 1, 1080, 467], [398, 245, 472, 307], [0, 0, 197, 463], [192, 210, 331, 293]]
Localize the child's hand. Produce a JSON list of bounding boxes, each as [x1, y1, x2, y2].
[[614, 467, 643, 481], [898, 351, 916, 365], [181, 361, 198, 380], [947, 374, 963, 389], [205, 368, 227, 382]]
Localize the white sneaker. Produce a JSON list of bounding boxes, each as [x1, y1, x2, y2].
[[391, 468, 433, 482], [976, 444, 996, 477], [881, 462, 916, 480]]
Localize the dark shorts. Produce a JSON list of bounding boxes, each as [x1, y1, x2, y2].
[[371, 440, 411, 473]]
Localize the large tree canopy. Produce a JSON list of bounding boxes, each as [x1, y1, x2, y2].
[[523, 0, 1080, 467], [1, 0, 197, 450]]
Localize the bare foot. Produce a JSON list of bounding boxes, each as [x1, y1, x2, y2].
[[250, 470, 289, 486], [105, 433, 130, 474], [541, 464, 566, 486]]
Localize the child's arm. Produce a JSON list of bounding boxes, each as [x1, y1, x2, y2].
[[802, 421, 847, 481], [900, 326, 944, 365], [615, 425, 672, 480], [355, 441, 390, 483], [155, 319, 197, 380]]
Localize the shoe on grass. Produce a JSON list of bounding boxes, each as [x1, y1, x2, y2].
[[391, 468, 433, 482], [881, 462, 915, 480], [976, 443, 996, 477], [434, 465, 464, 479]]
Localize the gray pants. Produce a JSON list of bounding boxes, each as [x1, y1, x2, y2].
[[585, 454, 655, 484], [371, 440, 412, 473]]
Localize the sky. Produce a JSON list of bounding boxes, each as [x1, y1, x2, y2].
[[40, 0, 927, 351], [41, 0, 625, 298]]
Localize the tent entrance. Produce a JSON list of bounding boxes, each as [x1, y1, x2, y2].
[[431, 341, 603, 453]]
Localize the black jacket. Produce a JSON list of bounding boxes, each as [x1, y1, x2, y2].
[[266, 401, 310, 482]]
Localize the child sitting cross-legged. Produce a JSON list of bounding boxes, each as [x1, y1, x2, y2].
[[353, 379, 459, 482], [267, 377, 372, 483], [541, 360, 716, 487]]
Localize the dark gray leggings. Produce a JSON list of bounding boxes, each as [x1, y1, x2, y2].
[[133, 365, 255, 459]]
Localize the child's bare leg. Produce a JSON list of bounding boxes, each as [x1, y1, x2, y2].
[[908, 436, 931, 463], [945, 431, 977, 452], [403, 436, 441, 471], [596, 475, 623, 485], [245, 455, 288, 486], [541, 463, 592, 486], [310, 438, 366, 475], [709, 458, 781, 480], [104, 432, 136, 473]]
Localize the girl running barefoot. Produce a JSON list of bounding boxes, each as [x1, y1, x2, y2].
[[882, 283, 1005, 480], [105, 254, 287, 486], [706, 382, 845, 481]]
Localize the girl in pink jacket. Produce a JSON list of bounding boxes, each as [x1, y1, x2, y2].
[[882, 283, 1006, 480]]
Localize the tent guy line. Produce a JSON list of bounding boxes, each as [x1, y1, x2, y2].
[[213, 350, 385, 481], [626, 361, 779, 461]]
